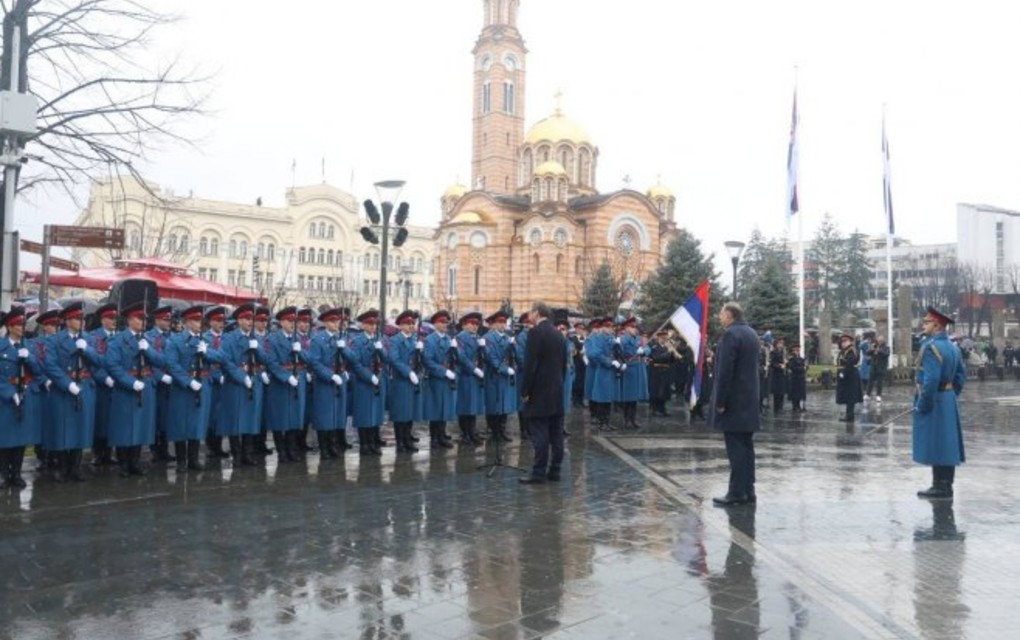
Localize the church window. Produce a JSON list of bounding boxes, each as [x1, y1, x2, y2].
[[616, 229, 636, 256], [328, 225, 335, 239], [503, 81, 515, 114], [554, 229, 567, 247], [309, 225, 316, 239], [558, 179, 567, 201], [482, 83, 491, 114], [556, 254, 563, 273], [318, 222, 326, 238], [229, 240, 238, 258], [447, 233, 459, 250], [473, 266, 482, 295], [529, 228, 542, 247], [532, 253, 540, 273], [539, 145, 550, 162], [470, 232, 487, 248], [504, 53, 518, 71], [199, 237, 209, 256], [166, 234, 177, 253], [544, 178, 553, 201]]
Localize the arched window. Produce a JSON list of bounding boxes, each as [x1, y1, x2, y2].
[[503, 81, 515, 114], [229, 240, 238, 258], [318, 222, 326, 238], [239, 241, 248, 258], [318, 248, 325, 264], [532, 180, 540, 202], [415, 257, 423, 271], [328, 225, 335, 239], [309, 225, 316, 239], [327, 250, 334, 265], [179, 235, 189, 253], [473, 266, 482, 295], [482, 82, 492, 114], [532, 253, 540, 273], [447, 266, 457, 296], [257, 242, 265, 258], [210, 238, 219, 256], [394, 255, 401, 270], [299, 247, 306, 263], [167, 234, 177, 252], [337, 250, 343, 266], [200, 237, 209, 256], [267, 244, 275, 262]]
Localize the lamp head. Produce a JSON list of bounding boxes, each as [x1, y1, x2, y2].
[[374, 179, 406, 205], [724, 240, 746, 261], [360, 227, 379, 244]]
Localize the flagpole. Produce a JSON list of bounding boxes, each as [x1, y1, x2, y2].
[[799, 205, 805, 355], [883, 105, 894, 362]]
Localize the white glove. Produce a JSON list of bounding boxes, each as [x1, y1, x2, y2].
[[612, 360, 621, 369], [637, 347, 646, 356], [416, 340, 424, 351], [445, 370, 456, 381], [248, 339, 259, 350], [75, 338, 88, 351], [197, 341, 208, 354], [614, 337, 622, 345], [331, 374, 343, 386], [105, 376, 115, 389], [477, 338, 486, 347], [288, 375, 298, 387], [621, 363, 628, 372], [219, 377, 226, 385], [506, 367, 515, 377], [132, 380, 145, 392], [306, 372, 313, 383], [161, 374, 172, 385], [409, 372, 419, 385], [244, 376, 253, 389], [450, 338, 459, 348], [45, 380, 53, 391], [138, 338, 149, 351], [371, 374, 380, 386], [374, 341, 383, 350], [12, 393, 20, 407], [261, 372, 270, 385], [337, 339, 346, 349], [583, 355, 589, 366], [17, 347, 29, 359], [189, 380, 202, 392], [473, 367, 484, 379], [68, 382, 81, 396], [509, 336, 516, 345], [292, 342, 301, 353]]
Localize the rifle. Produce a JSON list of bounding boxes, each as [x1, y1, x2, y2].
[[73, 337, 83, 412], [613, 337, 624, 379], [193, 338, 204, 407], [247, 336, 258, 400], [506, 332, 517, 387], [291, 336, 301, 399], [411, 316, 423, 394], [334, 335, 345, 398], [372, 334, 383, 396], [136, 333, 146, 407], [16, 347, 26, 422], [475, 333, 486, 389], [445, 337, 458, 392]]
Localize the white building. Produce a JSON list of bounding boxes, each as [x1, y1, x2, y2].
[[957, 203, 1020, 293], [72, 178, 437, 317]]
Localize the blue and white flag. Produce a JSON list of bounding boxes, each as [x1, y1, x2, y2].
[[667, 280, 710, 405], [786, 89, 799, 219], [882, 114, 894, 235]]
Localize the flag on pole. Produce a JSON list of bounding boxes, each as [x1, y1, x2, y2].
[[786, 89, 799, 219], [882, 114, 894, 235], [667, 280, 711, 405]]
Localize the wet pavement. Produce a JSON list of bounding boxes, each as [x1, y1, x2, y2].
[[1, 381, 1018, 639]]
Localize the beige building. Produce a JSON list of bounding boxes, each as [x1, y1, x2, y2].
[[73, 177, 436, 317], [433, 0, 679, 316]]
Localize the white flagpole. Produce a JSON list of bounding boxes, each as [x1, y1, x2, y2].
[[883, 105, 894, 362], [799, 205, 805, 355]]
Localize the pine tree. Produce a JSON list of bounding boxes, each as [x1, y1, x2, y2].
[[744, 254, 799, 339], [639, 230, 725, 335], [835, 231, 873, 313], [809, 213, 845, 322], [737, 228, 770, 296], [581, 261, 620, 319]]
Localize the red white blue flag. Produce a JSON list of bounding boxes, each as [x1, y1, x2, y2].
[[882, 114, 894, 235], [786, 89, 799, 219], [668, 280, 711, 405]]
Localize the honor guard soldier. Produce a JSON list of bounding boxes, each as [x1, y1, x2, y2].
[[787, 344, 807, 412], [648, 330, 675, 417], [556, 315, 574, 419], [88, 302, 119, 466], [914, 307, 967, 499], [252, 306, 275, 457], [768, 337, 787, 414], [264, 306, 309, 463], [0, 308, 43, 489], [835, 332, 863, 422], [589, 317, 621, 429], [163, 305, 221, 472], [104, 302, 168, 477], [582, 319, 601, 417], [387, 310, 425, 453], [422, 311, 457, 450], [147, 305, 176, 463], [344, 310, 390, 456], [514, 312, 532, 438], [618, 317, 649, 430], [30, 309, 60, 471], [218, 303, 266, 467], [296, 307, 316, 453], [203, 306, 230, 458], [570, 322, 587, 408], [483, 311, 518, 443], [454, 312, 487, 446], [305, 308, 349, 459], [42, 302, 102, 482]]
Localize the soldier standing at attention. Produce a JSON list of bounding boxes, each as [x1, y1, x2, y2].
[[835, 332, 863, 422], [296, 307, 317, 453], [422, 311, 457, 450], [787, 344, 807, 413], [483, 311, 518, 443], [914, 307, 967, 499], [454, 312, 487, 446], [264, 307, 308, 463], [618, 317, 649, 430], [88, 303, 118, 467], [147, 305, 176, 464], [162, 305, 218, 473], [768, 337, 787, 415], [387, 310, 425, 453], [648, 330, 675, 417], [218, 304, 266, 468], [305, 308, 349, 459], [344, 310, 390, 456], [0, 307, 43, 490], [203, 307, 230, 459]]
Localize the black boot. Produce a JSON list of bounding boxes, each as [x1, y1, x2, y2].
[[174, 442, 188, 473], [0, 449, 10, 489], [499, 416, 513, 443], [374, 426, 389, 449], [187, 440, 205, 471], [255, 429, 273, 456], [918, 466, 954, 499], [458, 417, 471, 445], [273, 432, 291, 464], [229, 436, 243, 467], [118, 447, 132, 478], [289, 430, 306, 460], [429, 423, 441, 450], [52, 452, 67, 483], [395, 424, 409, 453], [337, 428, 352, 452], [129, 446, 147, 476], [92, 438, 114, 467], [68, 450, 85, 482], [405, 424, 419, 453], [519, 413, 531, 439], [207, 432, 230, 459], [241, 435, 259, 466], [9, 447, 26, 489]]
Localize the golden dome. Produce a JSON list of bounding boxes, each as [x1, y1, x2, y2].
[[534, 160, 567, 176], [647, 177, 673, 199], [524, 109, 591, 145], [449, 210, 484, 225], [443, 183, 468, 199]]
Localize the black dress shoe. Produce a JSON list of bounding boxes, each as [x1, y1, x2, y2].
[[518, 476, 546, 485], [546, 474, 561, 482], [838, 415, 854, 422], [712, 494, 749, 506], [917, 485, 953, 499]]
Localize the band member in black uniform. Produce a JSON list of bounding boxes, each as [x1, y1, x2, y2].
[[836, 332, 863, 422], [570, 323, 586, 408], [787, 344, 807, 412], [691, 350, 714, 421], [768, 338, 787, 414], [648, 330, 675, 416], [758, 336, 771, 412]]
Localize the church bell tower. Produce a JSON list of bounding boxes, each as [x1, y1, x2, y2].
[[470, 0, 526, 195]]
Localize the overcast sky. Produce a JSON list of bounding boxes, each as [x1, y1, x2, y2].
[[17, 0, 1020, 275]]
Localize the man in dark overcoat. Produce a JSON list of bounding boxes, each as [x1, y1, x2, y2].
[[836, 332, 863, 422], [519, 301, 567, 485]]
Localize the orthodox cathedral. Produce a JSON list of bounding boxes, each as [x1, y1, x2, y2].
[[433, 0, 679, 315]]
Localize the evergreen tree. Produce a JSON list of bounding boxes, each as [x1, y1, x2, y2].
[[835, 231, 873, 312], [744, 254, 799, 339], [809, 213, 845, 321], [736, 228, 770, 296], [639, 230, 725, 335], [581, 261, 620, 319]]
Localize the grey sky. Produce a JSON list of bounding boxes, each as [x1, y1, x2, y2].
[[18, 0, 1020, 274]]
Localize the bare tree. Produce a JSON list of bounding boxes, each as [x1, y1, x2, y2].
[[2, 0, 207, 201]]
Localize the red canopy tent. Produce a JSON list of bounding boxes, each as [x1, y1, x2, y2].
[[24, 257, 267, 306]]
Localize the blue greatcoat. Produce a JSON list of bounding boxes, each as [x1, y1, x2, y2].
[[344, 332, 389, 429], [912, 332, 967, 466], [563, 335, 575, 416], [146, 328, 174, 438], [858, 339, 872, 382], [29, 335, 53, 442], [218, 330, 266, 437], [590, 334, 621, 403], [42, 330, 102, 450], [299, 331, 314, 427], [163, 332, 222, 441], [422, 331, 457, 422], [203, 330, 226, 433], [483, 331, 518, 415], [306, 331, 348, 432], [387, 332, 424, 422], [0, 336, 44, 447], [104, 330, 166, 448], [583, 332, 600, 401], [619, 333, 650, 402], [264, 331, 308, 432], [455, 331, 486, 416], [87, 328, 116, 439]]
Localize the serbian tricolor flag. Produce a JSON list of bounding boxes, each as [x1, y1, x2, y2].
[[667, 280, 710, 405]]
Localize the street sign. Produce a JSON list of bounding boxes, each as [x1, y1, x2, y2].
[[48, 225, 124, 249], [48, 256, 79, 272], [19, 238, 43, 254]]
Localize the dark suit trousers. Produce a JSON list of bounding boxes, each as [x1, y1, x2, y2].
[[529, 415, 564, 479], [723, 431, 756, 497]]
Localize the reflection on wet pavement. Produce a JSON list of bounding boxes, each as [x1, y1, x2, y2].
[[1, 381, 1018, 638]]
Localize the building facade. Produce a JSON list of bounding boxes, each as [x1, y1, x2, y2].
[[957, 202, 1020, 293], [73, 178, 436, 317], [432, 0, 679, 316]]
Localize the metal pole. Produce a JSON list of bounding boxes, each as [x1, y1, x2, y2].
[[379, 203, 390, 319], [39, 225, 50, 313], [730, 257, 739, 300], [0, 22, 21, 310]]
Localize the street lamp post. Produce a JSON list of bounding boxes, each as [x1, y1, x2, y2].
[[360, 180, 410, 321], [723, 240, 746, 300]]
